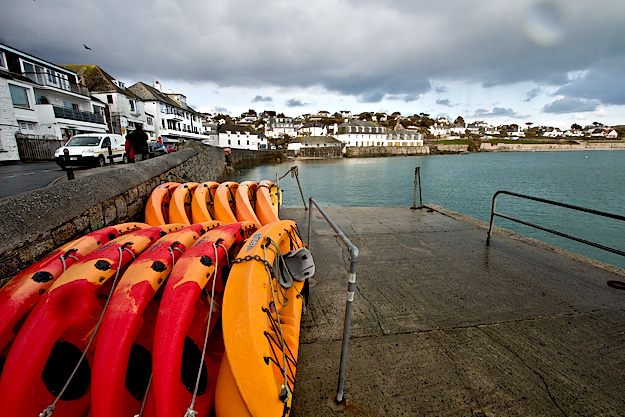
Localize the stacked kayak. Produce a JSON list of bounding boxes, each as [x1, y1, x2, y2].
[[147, 180, 280, 226], [0, 179, 312, 417]]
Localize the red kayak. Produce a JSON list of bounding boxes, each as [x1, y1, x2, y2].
[[152, 221, 258, 417], [90, 221, 222, 417], [0, 224, 183, 417], [0, 222, 148, 370]]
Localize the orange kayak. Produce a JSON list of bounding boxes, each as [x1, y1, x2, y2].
[[0, 222, 148, 366], [169, 182, 200, 225], [256, 180, 280, 225], [235, 181, 261, 224], [213, 182, 239, 223], [191, 181, 219, 223], [215, 220, 307, 417], [153, 222, 258, 417], [145, 182, 181, 225]]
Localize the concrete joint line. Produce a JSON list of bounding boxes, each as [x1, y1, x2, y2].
[[478, 327, 569, 417]]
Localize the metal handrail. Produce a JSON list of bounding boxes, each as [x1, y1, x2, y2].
[[410, 166, 423, 210], [307, 197, 359, 404], [487, 191, 625, 258]]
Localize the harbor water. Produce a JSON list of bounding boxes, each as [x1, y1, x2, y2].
[[233, 150, 625, 270]]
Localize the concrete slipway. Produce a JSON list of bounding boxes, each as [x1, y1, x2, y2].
[[280, 205, 625, 417]]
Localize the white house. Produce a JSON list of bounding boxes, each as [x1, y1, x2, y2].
[[63, 65, 153, 138], [1, 43, 107, 163], [128, 81, 205, 143], [217, 124, 260, 150], [265, 116, 295, 138], [298, 122, 326, 137], [335, 119, 388, 148], [387, 126, 424, 146]]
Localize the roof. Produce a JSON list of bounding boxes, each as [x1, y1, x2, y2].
[[0, 42, 77, 78], [129, 82, 200, 115], [218, 124, 257, 134], [337, 119, 383, 129]]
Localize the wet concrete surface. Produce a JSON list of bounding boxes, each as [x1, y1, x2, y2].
[[281, 206, 625, 417]]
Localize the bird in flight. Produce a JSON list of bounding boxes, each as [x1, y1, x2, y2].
[[83, 44, 92, 50]]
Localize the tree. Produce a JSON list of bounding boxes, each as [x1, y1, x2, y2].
[[571, 123, 582, 130], [454, 116, 465, 126]]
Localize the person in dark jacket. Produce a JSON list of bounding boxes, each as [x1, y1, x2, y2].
[[127, 124, 149, 162]]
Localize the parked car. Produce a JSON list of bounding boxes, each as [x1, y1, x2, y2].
[[148, 141, 169, 158], [54, 134, 127, 168]]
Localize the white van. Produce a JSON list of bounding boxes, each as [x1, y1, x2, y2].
[[55, 134, 127, 168]]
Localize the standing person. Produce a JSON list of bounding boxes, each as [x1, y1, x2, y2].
[[129, 124, 149, 162], [124, 131, 135, 163]]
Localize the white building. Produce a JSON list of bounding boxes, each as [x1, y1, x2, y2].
[[128, 81, 205, 143], [265, 116, 295, 139], [287, 136, 343, 157], [335, 119, 388, 148], [1, 43, 107, 163], [298, 122, 326, 137], [63, 65, 154, 138], [217, 124, 260, 150]]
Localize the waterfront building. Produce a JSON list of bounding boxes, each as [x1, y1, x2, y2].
[[128, 81, 205, 143], [0, 43, 107, 163], [387, 125, 424, 146], [216, 124, 261, 150], [335, 119, 388, 149], [287, 136, 343, 157], [63, 65, 154, 138]]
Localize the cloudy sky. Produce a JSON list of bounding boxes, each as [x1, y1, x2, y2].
[[2, 0, 624, 128]]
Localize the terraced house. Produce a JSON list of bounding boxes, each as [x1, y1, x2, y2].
[[0, 42, 107, 163], [128, 81, 205, 144]]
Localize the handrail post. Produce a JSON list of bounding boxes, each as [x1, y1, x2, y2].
[[486, 192, 499, 243], [410, 166, 423, 210], [307, 197, 359, 404]]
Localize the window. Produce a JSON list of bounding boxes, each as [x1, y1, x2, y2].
[[9, 84, 30, 108], [147, 116, 153, 125], [46, 69, 58, 86], [107, 95, 113, 104], [129, 99, 136, 112], [0, 51, 6, 70], [160, 103, 164, 112]]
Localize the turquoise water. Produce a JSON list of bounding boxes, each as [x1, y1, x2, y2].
[[232, 150, 625, 270]]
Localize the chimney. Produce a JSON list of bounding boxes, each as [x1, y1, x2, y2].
[[154, 80, 162, 92]]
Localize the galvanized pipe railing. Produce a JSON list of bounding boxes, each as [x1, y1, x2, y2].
[[410, 166, 423, 210], [307, 197, 359, 404], [487, 190, 625, 258]]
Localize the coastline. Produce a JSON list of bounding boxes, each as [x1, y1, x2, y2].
[[479, 141, 625, 152]]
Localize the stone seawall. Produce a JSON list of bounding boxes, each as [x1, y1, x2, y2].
[[0, 142, 230, 283], [345, 145, 429, 157], [481, 142, 625, 152], [229, 148, 288, 167]]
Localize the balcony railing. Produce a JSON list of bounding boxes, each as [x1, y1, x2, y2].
[[23, 72, 90, 96], [53, 106, 105, 124]]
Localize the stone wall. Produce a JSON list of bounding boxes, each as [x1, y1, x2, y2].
[[228, 148, 288, 168], [0, 141, 226, 283], [481, 142, 625, 152], [345, 145, 430, 157]]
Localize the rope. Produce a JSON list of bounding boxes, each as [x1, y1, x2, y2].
[[133, 372, 153, 417], [60, 249, 79, 273], [262, 241, 290, 403], [185, 241, 222, 417], [40, 243, 136, 417]]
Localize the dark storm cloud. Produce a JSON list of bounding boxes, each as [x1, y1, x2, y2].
[[555, 64, 625, 105], [252, 95, 273, 103], [1, 0, 624, 106], [542, 97, 601, 114], [436, 99, 452, 107]]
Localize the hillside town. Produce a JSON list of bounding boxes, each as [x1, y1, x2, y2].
[[1, 42, 622, 164]]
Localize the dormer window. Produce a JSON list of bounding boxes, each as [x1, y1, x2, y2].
[[0, 52, 6, 70]]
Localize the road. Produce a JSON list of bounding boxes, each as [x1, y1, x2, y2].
[[0, 161, 65, 199]]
